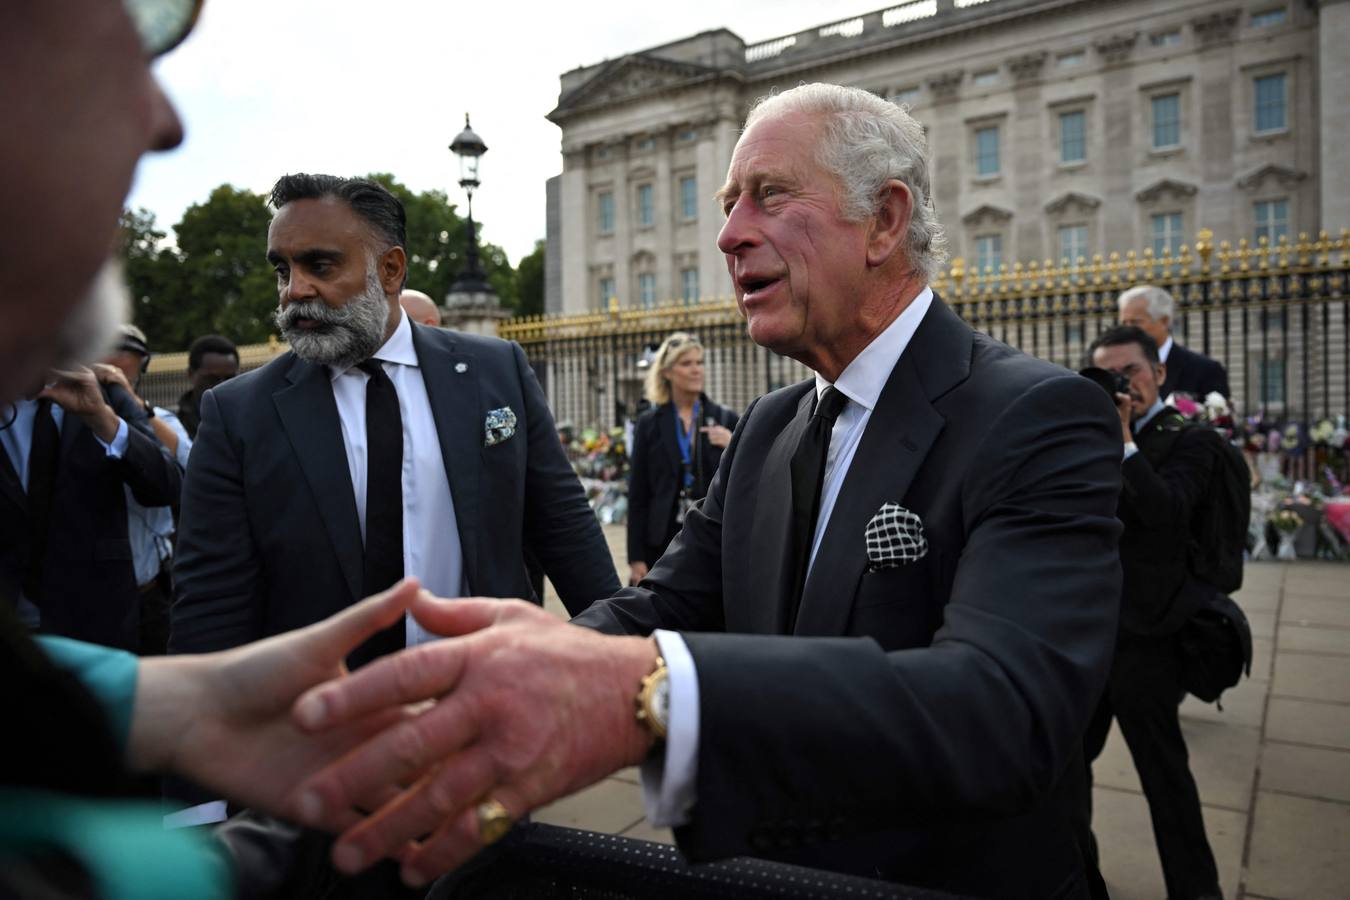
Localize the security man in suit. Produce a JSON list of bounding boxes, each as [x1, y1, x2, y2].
[[285, 84, 1124, 899], [1118, 284, 1229, 401], [171, 173, 618, 663], [1084, 325, 1222, 900]]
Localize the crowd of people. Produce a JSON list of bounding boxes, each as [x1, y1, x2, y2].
[[4, 3, 1247, 899]]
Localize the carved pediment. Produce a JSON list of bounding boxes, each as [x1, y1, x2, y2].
[[961, 204, 1014, 227], [928, 70, 964, 100], [1135, 178, 1198, 204], [553, 54, 715, 116], [1094, 32, 1138, 66], [1191, 9, 1240, 46], [1236, 164, 1307, 191], [1007, 51, 1048, 83], [1044, 192, 1101, 216]]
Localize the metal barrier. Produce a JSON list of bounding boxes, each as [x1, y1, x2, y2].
[[432, 823, 967, 900]]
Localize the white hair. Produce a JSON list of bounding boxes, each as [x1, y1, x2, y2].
[[1117, 284, 1174, 320], [743, 83, 948, 283]]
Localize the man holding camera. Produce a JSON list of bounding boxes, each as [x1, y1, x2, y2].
[[1083, 324, 1221, 900]]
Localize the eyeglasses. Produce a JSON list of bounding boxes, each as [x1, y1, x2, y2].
[[122, 0, 204, 59]]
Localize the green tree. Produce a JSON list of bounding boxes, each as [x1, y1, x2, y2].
[[364, 173, 520, 312], [515, 240, 546, 317], [173, 185, 276, 346]]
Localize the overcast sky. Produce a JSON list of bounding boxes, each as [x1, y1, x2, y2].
[[128, 0, 862, 264]]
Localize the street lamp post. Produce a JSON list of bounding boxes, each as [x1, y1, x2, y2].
[[449, 113, 491, 295]]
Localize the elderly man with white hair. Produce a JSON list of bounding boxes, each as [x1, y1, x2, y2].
[[1118, 284, 1230, 402], [291, 82, 1124, 899]]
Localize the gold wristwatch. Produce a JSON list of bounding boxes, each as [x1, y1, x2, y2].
[[635, 653, 670, 741]]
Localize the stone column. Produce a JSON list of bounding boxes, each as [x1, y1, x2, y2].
[[559, 150, 589, 314], [1320, 0, 1350, 229]]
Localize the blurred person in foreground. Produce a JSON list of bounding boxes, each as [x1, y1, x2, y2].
[[287, 83, 1124, 899], [0, 3, 443, 897], [626, 331, 737, 584], [101, 323, 193, 654], [176, 334, 239, 438]]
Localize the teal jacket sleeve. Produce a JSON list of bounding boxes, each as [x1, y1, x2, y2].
[[35, 636, 138, 750]]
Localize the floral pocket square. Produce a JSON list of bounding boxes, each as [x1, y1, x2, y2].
[[484, 407, 517, 447], [864, 502, 928, 571]]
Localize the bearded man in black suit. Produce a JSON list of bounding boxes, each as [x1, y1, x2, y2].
[[287, 84, 1123, 900], [171, 174, 618, 663], [1118, 284, 1230, 402]]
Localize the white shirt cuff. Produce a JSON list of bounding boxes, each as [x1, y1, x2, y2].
[[1123, 441, 1139, 461], [97, 418, 129, 458], [640, 629, 699, 828]]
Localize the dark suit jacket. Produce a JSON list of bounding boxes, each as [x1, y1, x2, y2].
[[627, 396, 738, 567], [0, 385, 182, 650], [574, 296, 1123, 898], [1160, 341, 1229, 401], [170, 324, 619, 655], [1118, 409, 1218, 636]]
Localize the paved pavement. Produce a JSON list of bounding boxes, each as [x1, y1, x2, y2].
[[542, 526, 1350, 899]]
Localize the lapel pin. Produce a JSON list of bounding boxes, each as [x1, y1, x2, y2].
[[455, 362, 468, 374]]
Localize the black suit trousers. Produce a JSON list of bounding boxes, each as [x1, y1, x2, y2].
[[1085, 632, 1219, 900]]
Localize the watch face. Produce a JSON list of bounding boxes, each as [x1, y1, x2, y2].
[[654, 674, 671, 726]]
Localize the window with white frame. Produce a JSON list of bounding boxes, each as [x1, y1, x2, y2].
[[681, 268, 699, 303], [679, 175, 698, 221], [1057, 49, 1086, 67], [1058, 224, 1089, 263], [1251, 8, 1286, 28], [1151, 212, 1184, 256], [1253, 73, 1287, 133], [597, 191, 614, 234], [638, 272, 656, 308], [1260, 358, 1286, 405], [1151, 93, 1181, 148], [1059, 110, 1086, 164], [637, 183, 654, 228], [1253, 199, 1289, 243], [598, 276, 615, 308], [974, 234, 1002, 273], [973, 69, 999, 86], [1149, 29, 1181, 47], [975, 125, 1000, 177]]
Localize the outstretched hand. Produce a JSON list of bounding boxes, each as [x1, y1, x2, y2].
[[128, 578, 423, 820], [289, 596, 659, 887]]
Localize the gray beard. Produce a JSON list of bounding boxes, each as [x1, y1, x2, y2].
[[55, 259, 130, 369], [276, 269, 390, 370]]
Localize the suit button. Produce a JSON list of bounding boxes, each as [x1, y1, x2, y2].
[[749, 829, 773, 852], [778, 819, 801, 847], [803, 818, 824, 845]]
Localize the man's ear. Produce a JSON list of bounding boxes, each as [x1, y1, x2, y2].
[[865, 180, 913, 268], [378, 245, 407, 295]]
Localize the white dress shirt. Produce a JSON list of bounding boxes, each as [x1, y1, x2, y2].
[[643, 287, 935, 827], [1158, 335, 1173, 364], [329, 311, 465, 646]]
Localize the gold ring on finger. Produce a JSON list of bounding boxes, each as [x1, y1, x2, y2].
[[475, 798, 513, 846]]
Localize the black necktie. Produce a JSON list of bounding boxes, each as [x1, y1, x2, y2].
[[350, 359, 405, 668], [786, 386, 848, 630], [23, 398, 59, 604]]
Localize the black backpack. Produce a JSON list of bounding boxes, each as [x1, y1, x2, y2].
[[1184, 426, 1251, 594], [1178, 585, 1253, 706], [1149, 416, 1254, 703]]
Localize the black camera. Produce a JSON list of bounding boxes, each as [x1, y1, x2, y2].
[[1078, 366, 1130, 398]]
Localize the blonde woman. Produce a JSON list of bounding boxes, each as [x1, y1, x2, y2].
[[626, 333, 738, 584]]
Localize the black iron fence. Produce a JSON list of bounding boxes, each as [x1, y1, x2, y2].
[[500, 229, 1350, 437]]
